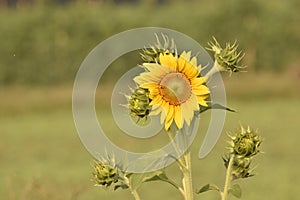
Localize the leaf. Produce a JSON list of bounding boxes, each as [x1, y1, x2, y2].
[[142, 170, 168, 183], [196, 184, 220, 194], [129, 170, 168, 191], [199, 103, 235, 114], [229, 184, 242, 198]]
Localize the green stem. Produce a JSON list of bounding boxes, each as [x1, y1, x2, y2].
[[131, 189, 141, 200], [182, 150, 193, 200], [124, 177, 141, 200], [221, 155, 234, 200], [167, 129, 193, 200]]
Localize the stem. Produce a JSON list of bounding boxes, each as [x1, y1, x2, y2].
[[182, 150, 193, 200], [167, 129, 193, 200], [204, 60, 225, 81], [167, 130, 186, 170], [221, 155, 234, 200], [131, 189, 141, 200], [124, 177, 141, 200]]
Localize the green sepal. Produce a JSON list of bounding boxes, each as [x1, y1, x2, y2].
[[113, 183, 129, 191], [196, 183, 220, 194]]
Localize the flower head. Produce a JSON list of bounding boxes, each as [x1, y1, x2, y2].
[[134, 51, 210, 130]]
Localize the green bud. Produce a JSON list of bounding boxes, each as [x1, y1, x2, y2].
[[128, 87, 151, 125], [207, 37, 245, 75], [92, 160, 119, 188], [224, 125, 262, 180], [229, 126, 262, 158], [140, 33, 177, 63]]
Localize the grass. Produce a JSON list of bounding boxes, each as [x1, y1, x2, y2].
[[1, 72, 300, 199]]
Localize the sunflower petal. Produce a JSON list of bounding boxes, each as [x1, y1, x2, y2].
[[183, 61, 199, 79], [174, 105, 183, 129], [192, 85, 210, 95], [159, 53, 177, 71], [150, 104, 162, 115], [191, 77, 205, 86], [165, 104, 174, 130]]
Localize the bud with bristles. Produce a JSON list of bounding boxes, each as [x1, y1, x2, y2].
[[206, 37, 245, 76], [224, 125, 262, 180], [92, 160, 120, 188], [128, 87, 151, 125], [141, 33, 178, 63], [228, 126, 262, 158]]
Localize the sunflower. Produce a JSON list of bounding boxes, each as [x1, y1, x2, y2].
[[134, 51, 210, 130]]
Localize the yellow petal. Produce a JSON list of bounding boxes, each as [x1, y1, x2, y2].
[[160, 107, 166, 124], [150, 96, 162, 106], [150, 104, 162, 115], [181, 101, 194, 126], [143, 63, 161, 72], [159, 100, 168, 123], [192, 85, 210, 95], [177, 56, 186, 72], [191, 77, 205, 87], [174, 105, 183, 129], [159, 53, 177, 71], [196, 95, 209, 107], [183, 61, 199, 79], [189, 94, 200, 111], [181, 51, 191, 61], [190, 56, 197, 67], [165, 104, 174, 130]]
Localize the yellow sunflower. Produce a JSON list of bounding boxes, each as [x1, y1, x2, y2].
[[134, 51, 210, 130]]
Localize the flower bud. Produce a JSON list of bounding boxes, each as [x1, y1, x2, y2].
[[92, 161, 119, 187], [128, 87, 151, 125], [140, 33, 177, 63], [229, 126, 262, 158], [207, 37, 245, 75]]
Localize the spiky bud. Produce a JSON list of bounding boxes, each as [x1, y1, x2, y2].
[[228, 126, 262, 158], [92, 161, 119, 188], [224, 125, 262, 180], [141, 33, 177, 63], [207, 37, 245, 75], [128, 87, 151, 125]]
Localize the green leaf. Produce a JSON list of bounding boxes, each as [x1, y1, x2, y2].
[[229, 184, 242, 198], [142, 170, 168, 183], [129, 170, 168, 190], [199, 103, 235, 114], [196, 184, 220, 194]]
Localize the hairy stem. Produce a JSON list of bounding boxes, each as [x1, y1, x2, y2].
[[221, 155, 234, 200], [182, 150, 193, 200], [124, 177, 141, 200], [167, 129, 194, 200], [131, 189, 141, 200]]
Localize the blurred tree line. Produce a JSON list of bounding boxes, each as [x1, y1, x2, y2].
[[0, 0, 299, 85]]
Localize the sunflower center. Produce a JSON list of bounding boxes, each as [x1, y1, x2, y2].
[[159, 72, 192, 105]]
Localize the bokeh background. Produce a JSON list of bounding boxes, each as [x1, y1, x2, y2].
[[0, 0, 299, 199]]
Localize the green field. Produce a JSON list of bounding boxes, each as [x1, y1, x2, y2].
[[1, 76, 299, 199]]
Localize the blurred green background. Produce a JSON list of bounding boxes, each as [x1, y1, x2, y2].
[[0, 0, 299, 199]]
